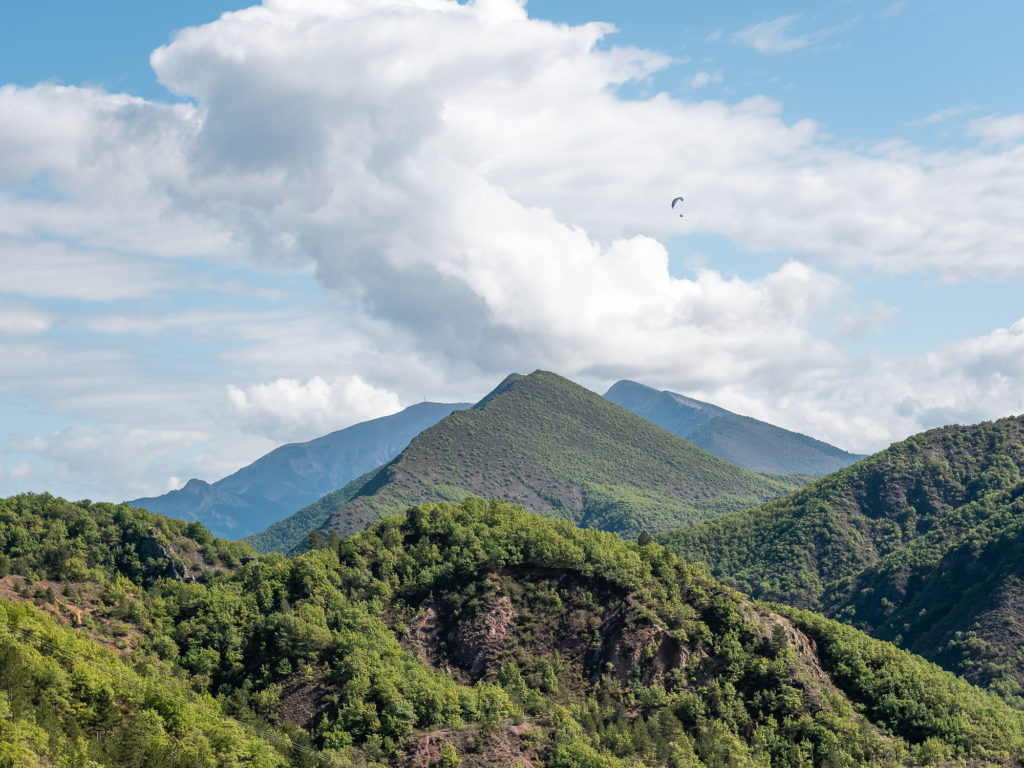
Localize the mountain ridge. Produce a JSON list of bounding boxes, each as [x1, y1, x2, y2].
[[129, 400, 469, 538], [605, 379, 865, 475]]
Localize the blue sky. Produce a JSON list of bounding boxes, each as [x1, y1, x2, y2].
[[7, 1, 1021, 143], [1, 0, 1023, 505]]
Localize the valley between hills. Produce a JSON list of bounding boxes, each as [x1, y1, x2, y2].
[[2, 370, 1024, 767]]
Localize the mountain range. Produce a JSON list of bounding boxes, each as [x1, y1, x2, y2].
[[249, 371, 807, 553], [120, 366, 1024, 716], [133, 374, 860, 543], [3, 368, 1024, 765], [128, 400, 468, 538]]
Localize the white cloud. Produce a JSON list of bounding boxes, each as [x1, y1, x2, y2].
[[9, 424, 210, 501], [2, 1, 1022, 306], [880, 1, 908, 19], [908, 106, 964, 127], [730, 15, 843, 53], [139, 1, 1024, 292], [0, 84, 231, 260], [0, 239, 180, 301], [836, 300, 898, 341], [226, 375, 402, 441], [681, 317, 1024, 455], [687, 71, 723, 89], [0, 300, 53, 335], [967, 114, 1024, 146], [732, 15, 810, 52]]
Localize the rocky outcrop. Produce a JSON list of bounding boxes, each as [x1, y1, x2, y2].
[[137, 528, 194, 582], [449, 595, 517, 677]]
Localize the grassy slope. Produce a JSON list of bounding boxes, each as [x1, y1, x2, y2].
[[304, 370, 805, 545], [659, 415, 1024, 698]]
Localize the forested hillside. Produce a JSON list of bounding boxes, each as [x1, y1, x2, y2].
[[253, 371, 805, 553], [0, 599, 285, 767], [2, 492, 1024, 767], [660, 415, 1024, 702]]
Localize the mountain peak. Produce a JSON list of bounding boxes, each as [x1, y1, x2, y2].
[[266, 370, 804, 549], [472, 370, 575, 410], [472, 371, 528, 409]]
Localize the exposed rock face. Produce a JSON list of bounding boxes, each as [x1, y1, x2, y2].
[[591, 596, 685, 685], [407, 606, 445, 671], [137, 528, 194, 582], [402, 722, 545, 768], [405, 565, 693, 689], [449, 594, 517, 677]]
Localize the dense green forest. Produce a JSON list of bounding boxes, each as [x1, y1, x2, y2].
[[0, 599, 286, 767], [659, 415, 1024, 702], [251, 371, 806, 554], [3, 492, 1024, 766]]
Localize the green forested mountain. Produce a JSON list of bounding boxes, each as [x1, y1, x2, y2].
[[251, 371, 806, 553], [130, 401, 469, 539], [3, 492, 1024, 767], [659, 415, 1024, 702], [604, 380, 864, 475]]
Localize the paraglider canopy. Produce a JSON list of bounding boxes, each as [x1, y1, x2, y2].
[[671, 196, 684, 216]]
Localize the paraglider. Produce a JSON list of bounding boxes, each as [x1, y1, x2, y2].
[[671, 196, 684, 217]]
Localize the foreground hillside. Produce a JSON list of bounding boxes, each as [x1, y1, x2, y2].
[[605, 380, 864, 475], [0, 600, 285, 767], [252, 371, 804, 552], [660, 415, 1024, 702], [131, 401, 468, 538], [3, 492, 1024, 766]]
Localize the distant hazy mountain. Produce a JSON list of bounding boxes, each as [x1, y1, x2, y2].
[[604, 379, 864, 475], [129, 401, 469, 538], [660, 414, 1024, 701], [250, 370, 807, 553]]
